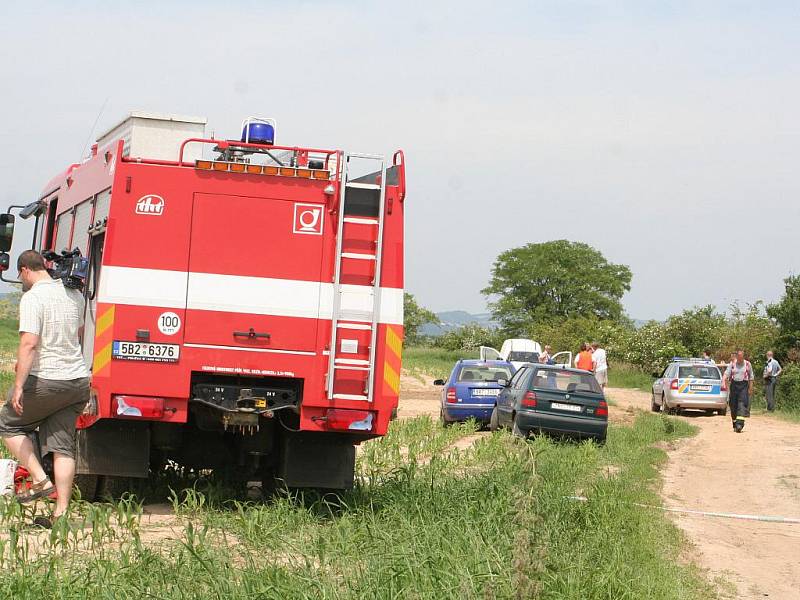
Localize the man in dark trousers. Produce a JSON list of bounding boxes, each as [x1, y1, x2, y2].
[[763, 350, 782, 412], [723, 349, 754, 433]]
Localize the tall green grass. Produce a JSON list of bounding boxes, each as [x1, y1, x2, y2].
[[607, 363, 654, 391], [402, 346, 465, 380], [0, 413, 717, 599]]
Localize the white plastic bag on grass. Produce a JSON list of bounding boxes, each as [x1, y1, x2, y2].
[[0, 459, 18, 495]]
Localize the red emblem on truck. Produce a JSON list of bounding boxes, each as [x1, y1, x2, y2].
[[136, 194, 165, 216]]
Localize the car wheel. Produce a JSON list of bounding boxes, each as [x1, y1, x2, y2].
[[439, 408, 452, 427], [662, 394, 672, 415], [489, 406, 499, 432], [719, 407, 727, 416], [651, 394, 660, 413], [511, 415, 527, 439]]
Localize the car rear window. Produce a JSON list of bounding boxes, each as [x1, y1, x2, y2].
[[458, 365, 513, 382], [530, 369, 602, 394], [678, 366, 721, 380], [507, 351, 539, 363]]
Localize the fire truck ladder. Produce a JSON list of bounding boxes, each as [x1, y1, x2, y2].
[[327, 153, 387, 402]]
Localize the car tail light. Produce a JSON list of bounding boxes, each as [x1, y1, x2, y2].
[[521, 391, 537, 408], [446, 388, 457, 403], [325, 409, 374, 432], [670, 379, 679, 390], [113, 395, 164, 419], [596, 400, 608, 417]]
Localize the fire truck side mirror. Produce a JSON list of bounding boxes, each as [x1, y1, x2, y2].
[[0, 253, 9, 272], [0, 213, 15, 253]]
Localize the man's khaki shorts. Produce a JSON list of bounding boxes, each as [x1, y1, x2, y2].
[[595, 370, 608, 386], [0, 376, 89, 458]]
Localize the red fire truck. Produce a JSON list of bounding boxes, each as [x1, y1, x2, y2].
[[0, 113, 405, 497]]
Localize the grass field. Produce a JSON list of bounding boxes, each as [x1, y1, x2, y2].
[[402, 346, 466, 381], [0, 412, 716, 599], [607, 363, 654, 391]]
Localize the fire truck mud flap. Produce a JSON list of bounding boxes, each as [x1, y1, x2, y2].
[[76, 420, 150, 478], [278, 433, 355, 490]]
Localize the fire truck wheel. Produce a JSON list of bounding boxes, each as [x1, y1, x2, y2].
[[97, 475, 134, 502], [73, 474, 99, 502], [260, 470, 288, 500]]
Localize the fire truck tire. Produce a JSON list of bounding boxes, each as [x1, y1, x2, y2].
[[73, 474, 99, 502], [97, 475, 135, 502]]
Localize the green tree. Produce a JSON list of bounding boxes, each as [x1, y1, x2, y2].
[[720, 302, 779, 371], [663, 305, 726, 358], [438, 323, 503, 353], [767, 275, 800, 359], [403, 292, 438, 345], [482, 240, 632, 331]]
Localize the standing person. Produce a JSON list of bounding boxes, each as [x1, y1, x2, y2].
[[575, 343, 594, 372], [540, 345, 555, 365], [723, 349, 754, 433], [763, 350, 782, 412], [702, 349, 714, 363], [0, 251, 90, 525], [591, 342, 608, 390]]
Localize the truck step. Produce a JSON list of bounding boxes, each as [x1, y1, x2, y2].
[[332, 394, 369, 401], [341, 252, 377, 261], [343, 217, 379, 225], [337, 322, 374, 331], [334, 358, 370, 366], [345, 182, 380, 190]]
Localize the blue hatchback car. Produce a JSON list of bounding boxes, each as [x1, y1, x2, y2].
[[434, 360, 516, 426]]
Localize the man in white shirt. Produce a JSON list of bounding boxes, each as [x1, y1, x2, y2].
[[591, 342, 608, 389], [0, 251, 89, 522], [763, 350, 782, 412]]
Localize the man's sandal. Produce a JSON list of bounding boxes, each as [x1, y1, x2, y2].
[[15, 479, 56, 504]]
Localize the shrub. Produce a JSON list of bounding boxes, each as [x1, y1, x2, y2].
[[776, 363, 800, 413], [437, 324, 504, 352]]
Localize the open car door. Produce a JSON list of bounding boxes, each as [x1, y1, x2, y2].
[[551, 351, 573, 366], [479, 346, 502, 361]]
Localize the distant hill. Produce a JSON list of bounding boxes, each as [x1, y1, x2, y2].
[[421, 311, 650, 336], [421, 311, 499, 336]]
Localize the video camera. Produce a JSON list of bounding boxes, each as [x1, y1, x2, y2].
[[42, 249, 89, 290]]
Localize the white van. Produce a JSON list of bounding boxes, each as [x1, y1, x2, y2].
[[480, 338, 572, 370]]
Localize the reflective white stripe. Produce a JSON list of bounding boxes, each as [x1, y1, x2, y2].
[[98, 266, 404, 325], [188, 272, 323, 319], [99, 266, 187, 309], [184, 343, 315, 356]]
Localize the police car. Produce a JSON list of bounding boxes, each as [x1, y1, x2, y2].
[[651, 357, 728, 415]]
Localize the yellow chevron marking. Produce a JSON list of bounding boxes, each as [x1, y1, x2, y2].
[[383, 362, 400, 395], [96, 305, 116, 336], [93, 342, 113, 374], [386, 326, 402, 358]]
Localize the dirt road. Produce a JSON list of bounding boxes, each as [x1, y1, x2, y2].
[[606, 387, 800, 600]]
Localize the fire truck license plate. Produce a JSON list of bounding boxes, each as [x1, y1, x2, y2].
[[112, 341, 180, 363]]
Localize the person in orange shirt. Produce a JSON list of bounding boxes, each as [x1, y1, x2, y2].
[[575, 343, 594, 371]]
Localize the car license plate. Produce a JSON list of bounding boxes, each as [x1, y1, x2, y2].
[[551, 402, 582, 413], [472, 389, 500, 397], [690, 385, 711, 392], [112, 341, 180, 363]]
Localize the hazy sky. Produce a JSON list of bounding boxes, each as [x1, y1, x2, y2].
[[1, 1, 798, 320]]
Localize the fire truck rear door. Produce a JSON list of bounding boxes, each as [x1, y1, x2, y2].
[[184, 193, 325, 353]]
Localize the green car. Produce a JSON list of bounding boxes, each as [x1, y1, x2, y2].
[[491, 364, 608, 442]]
